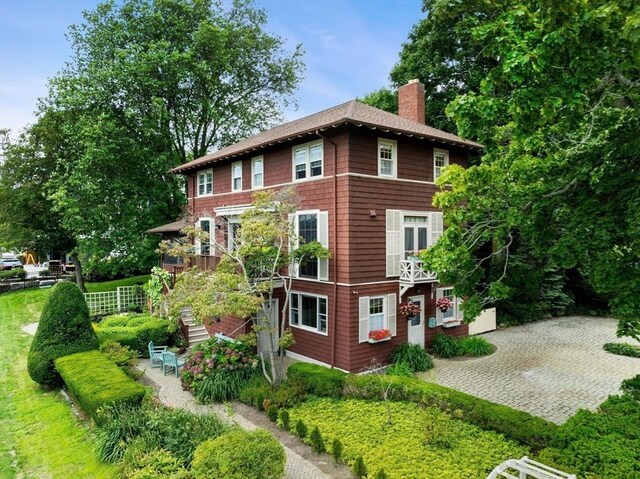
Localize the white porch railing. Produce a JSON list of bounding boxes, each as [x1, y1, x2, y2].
[[399, 259, 437, 283], [487, 456, 576, 479], [84, 286, 146, 316]]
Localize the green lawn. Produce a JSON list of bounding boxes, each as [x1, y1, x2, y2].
[[0, 288, 117, 478], [85, 274, 150, 293]]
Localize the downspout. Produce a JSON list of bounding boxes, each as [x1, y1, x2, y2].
[[316, 130, 338, 368]]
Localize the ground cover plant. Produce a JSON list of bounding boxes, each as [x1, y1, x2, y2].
[[288, 397, 528, 478], [28, 281, 100, 387], [603, 342, 640, 359], [0, 288, 116, 478], [94, 312, 176, 356], [55, 350, 145, 421], [181, 337, 260, 403], [538, 390, 640, 478]]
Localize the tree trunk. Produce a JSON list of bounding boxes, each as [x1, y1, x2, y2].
[[69, 253, 86, 293]]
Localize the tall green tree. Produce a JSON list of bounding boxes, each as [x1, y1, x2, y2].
[[38, 0, 303, 277], [421, 0, 640, 339], [362, 0, 499, 133]]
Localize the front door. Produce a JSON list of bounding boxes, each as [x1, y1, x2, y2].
[[257, 299, 279, 354], [407, 295, 425, 347]]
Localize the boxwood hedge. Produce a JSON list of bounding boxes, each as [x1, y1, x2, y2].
[[95, 313, 174, 356], [286, 362, 557, 451], [55, 350, 145, 421]]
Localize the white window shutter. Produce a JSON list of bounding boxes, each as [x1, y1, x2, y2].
[[387, 293, 397, 336], [289, 213, 297, 278], [359, 297, 370, 343], [318, 211, 329, 281], [435, 288, 443, 324], [386, 210, 402, 277], [456, 297, 464, 321], [429, 212, 444, 247]]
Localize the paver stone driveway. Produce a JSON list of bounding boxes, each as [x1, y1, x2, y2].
[[428, 316, 639, 424]]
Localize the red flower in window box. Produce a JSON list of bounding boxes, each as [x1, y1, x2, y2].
[[436, 297, 452, 312], [399, 302, 421, 317], [368, 329, 391, 341]]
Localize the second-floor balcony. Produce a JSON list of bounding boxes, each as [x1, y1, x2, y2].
[[400, 258, 437, 284]]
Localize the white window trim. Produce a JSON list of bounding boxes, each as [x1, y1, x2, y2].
[[433, 148, 449, 182], [290, 291, 328, 336], [435, 286, 463, 326], [197, 169, 213, 197], [291, 209, 329, 281], [358, 293, 397, 343], [251, 156, 264, 189], [378, 138, 397, 178], [292, 139, 324, 182], [195, 217, 213, 256], [231, 161, 243, 192]]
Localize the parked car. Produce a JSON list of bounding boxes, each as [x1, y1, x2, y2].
[[0, 257, 22, 270]]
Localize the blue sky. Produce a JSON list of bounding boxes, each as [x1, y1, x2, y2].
[[0, 0, 424, 138]]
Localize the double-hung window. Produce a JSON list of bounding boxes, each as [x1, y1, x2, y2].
[[290, 292, 327, 334], [436, 287, 462, 325], [378, 139, 397, 177], [252, 156, 264, 189], [434, 148, 449, 181], [232, 161, 243, 191], [197, 170, 213, 196], [292, 211, 329, 281], [358, 293, 397, 342], [403, 215, 428, 259], [293, 140, 323, 181], [196, 218, 212, 255]]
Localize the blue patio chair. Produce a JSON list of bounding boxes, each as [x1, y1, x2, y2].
[[148, 341, 168, 368], [162, 351, 185, 377]]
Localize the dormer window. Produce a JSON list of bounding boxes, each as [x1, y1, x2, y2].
[[378, 139, 397, 177], [293, 140, 323, 181], [434, 149, 449, 181], [197, 169, 213, 196]]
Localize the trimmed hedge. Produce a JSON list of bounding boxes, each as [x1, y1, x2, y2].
[[287, 362, 347, 397], [28, 281, 100, 387], [286, 362, 556, 451], [55, 350, 145, 421], [603, 342, 640, 359], [345, 374, 557, 451], [95, 314, 173, 356]]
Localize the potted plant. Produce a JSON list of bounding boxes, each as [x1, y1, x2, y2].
[[436, 297, 452, 313], [368, 329, 391, 343], [399, 302, 421, 318]]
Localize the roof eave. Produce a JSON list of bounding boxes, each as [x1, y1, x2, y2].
[[170, 120, 483, 175]]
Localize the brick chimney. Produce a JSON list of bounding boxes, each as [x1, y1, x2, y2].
[[398, 79, 425, 124]]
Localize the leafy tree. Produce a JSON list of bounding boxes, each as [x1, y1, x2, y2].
[[421, 0, 640, 339], [0, 116, 86, 289], [362, 0, 499, 133], [165, 187, 329, 385], [27, 281, 100, 387], [35, 0, 304, 277]]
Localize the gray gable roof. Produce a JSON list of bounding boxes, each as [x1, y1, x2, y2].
[[172, 100, 482, 174]]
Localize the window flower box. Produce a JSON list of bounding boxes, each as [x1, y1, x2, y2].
[[368, 329, 391, 343]]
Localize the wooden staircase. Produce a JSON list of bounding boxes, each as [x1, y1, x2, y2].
[[180, 308, 210, 347]]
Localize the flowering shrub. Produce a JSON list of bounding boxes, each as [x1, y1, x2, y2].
[[181, 338, 260, 402], [435, 297, 452, 312], [368, 329, 391, 341], [399, 302, 421, 317]]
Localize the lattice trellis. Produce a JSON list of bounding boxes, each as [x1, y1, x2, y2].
[[84, 286, 146, 316]]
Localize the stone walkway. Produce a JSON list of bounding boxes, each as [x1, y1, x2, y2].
[[138, 362, 333, 479], [428, 316, 640, 424]]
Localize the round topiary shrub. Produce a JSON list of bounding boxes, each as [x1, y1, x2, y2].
[[27, 281, 99, 387], [192, 429, 285, 479]]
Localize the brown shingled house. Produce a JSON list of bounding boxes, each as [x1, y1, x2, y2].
[[153, 80, 483, 372]]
